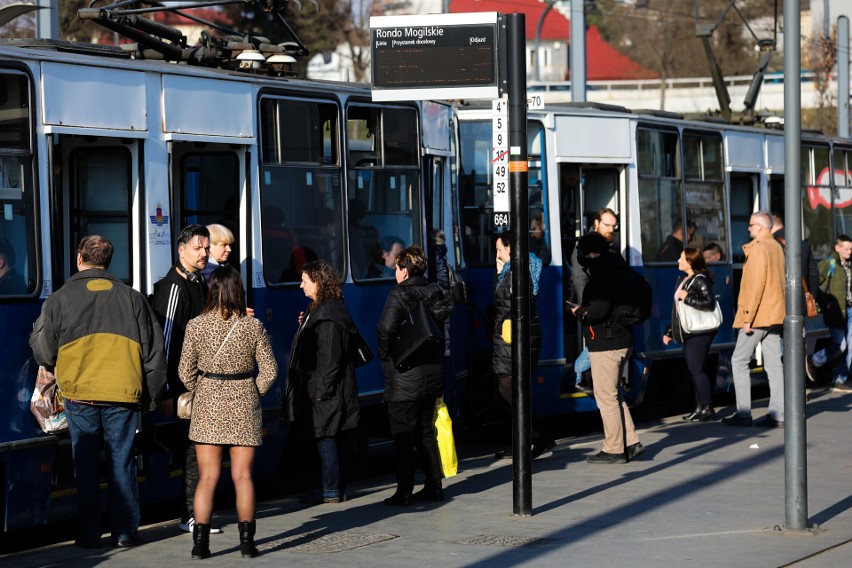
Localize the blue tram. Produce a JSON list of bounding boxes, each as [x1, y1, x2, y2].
[[0, 38, 457, 534], [455, 102, 844, 420]]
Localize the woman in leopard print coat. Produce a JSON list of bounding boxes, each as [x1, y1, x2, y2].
[[178, 266, 277, 558]]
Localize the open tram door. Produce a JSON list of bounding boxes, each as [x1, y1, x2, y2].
[[557, 163, 622, 393], [170, 142, 247, 291], [729, 173, 760, 308], [49, 135, 141, 291]]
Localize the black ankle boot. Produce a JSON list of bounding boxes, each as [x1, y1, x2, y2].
[[238, 520, 258, 558], [683, 404, 701, 421], [191, 523, 211, 559], [412, 483, 444, 502], [695, 404, 716, 422]]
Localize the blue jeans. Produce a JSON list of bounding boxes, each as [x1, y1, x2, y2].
[[65, 400, 140, 543], [316, 436, 340, 499], [575, 346, 591, 385], [812, 309, 852, 384]]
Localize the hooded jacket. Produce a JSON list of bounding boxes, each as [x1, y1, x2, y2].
[[492, 254, 543, 377], [30, 268, 166, 406], [287, 299, 361, 438], [378, 277, 453, 402], [574, 250, 634, 352]]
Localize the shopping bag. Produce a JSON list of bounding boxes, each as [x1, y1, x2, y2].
[[434, 397, 458, 478], [30, 366, 68, 434]]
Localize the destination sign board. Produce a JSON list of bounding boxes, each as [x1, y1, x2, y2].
[[370, 12, 501, 101]]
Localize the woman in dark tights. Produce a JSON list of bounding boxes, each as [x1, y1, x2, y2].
[[663, 248, 719, 422]]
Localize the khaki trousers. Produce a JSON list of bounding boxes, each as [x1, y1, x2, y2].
[[589, 347, 639, 454]]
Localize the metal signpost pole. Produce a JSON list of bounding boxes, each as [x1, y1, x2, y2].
[[506, 12, 532, 517], [783, 0, 807, 532], [839, 16, 849, 139]]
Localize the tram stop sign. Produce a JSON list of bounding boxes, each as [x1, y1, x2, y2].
[[369, 12, 504, 101]]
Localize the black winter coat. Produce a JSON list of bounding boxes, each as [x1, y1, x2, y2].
[[492, 266, 542, 377], [665, 273, 718, 343], [377, 277, 453, 402], [574, 251, 633, 352], [287, 299, 360, 438]]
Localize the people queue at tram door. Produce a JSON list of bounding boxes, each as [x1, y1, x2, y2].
[[26, 221, 460, 558]]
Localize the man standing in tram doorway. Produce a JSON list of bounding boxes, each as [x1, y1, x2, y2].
[[568, 207, 619, 393], [151, 224, 222, 534], [722, 211, 786, 428], [570, 232, 644, 463], [30, 235, 166, 549]]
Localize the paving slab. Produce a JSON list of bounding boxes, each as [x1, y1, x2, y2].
[[3, 389, 851, 568]]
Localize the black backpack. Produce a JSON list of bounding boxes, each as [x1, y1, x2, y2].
[[613, 265, 653, 326]]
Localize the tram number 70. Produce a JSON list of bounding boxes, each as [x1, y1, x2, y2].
[[494, 212, 510, 227]]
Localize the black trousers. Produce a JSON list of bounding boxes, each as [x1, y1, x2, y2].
[[683, 333, 714, 407], [387, 399, 442, 494], [497, 375, 551, 445]]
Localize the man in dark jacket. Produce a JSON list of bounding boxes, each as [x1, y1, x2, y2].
[[150, 224, 216, 533], [570, 232, 644, 464], [30, 236, 166, 548], [377, 245, 452, 506]]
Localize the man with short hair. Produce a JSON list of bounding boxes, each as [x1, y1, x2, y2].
[[808, 234, 852, 392], [570, 232, 643, 463], [655, 218, 695, 262], [151, 224, 218, 533], [568, 208, 619, 392], [702, 242, 724, 263], [378, 236, 405, 278], [723, 211, 786, 427], [30, 236, 166, 548]]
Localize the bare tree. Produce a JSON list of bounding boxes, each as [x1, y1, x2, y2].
[[804, 26, 837, 135]]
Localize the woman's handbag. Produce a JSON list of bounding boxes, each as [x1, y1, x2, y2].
[[434, 397, 458, 478], [391, 292, 443, 371], [177, 319, 240, 420], [352, 328, 374, 368], [676, 275, 723, 334], [802, 278, 818, 318]]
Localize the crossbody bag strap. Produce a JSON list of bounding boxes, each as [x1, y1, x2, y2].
[[202, 319, 240, 377]]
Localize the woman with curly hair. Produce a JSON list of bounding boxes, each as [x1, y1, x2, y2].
[[288, 261, 361, 504]]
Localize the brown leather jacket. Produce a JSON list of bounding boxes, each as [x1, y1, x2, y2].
[[733, 233, 786, 328]]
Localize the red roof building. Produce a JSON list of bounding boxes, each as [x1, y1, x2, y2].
[[449, 0, 657, 81]]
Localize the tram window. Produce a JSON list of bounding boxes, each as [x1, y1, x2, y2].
[[0, 74, 30, 149], [0, 74, 35, 297], [458, 120, 549, 266], [835, 149, 852, 240], [731, 176, 759, 263], [347, 104, 421, 280], [683, 133, 727, 261], [260, 98, 338, 165], [638, 128, 681, 263], [69, 147, 132, 284], [259, 98, 344, 284], [802, 145, 833, 258]]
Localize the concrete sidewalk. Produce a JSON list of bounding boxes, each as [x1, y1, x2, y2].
[[5, 389, 852, 568]]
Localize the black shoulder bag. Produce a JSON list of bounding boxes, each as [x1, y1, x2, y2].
[[391, 290, 444, 372]]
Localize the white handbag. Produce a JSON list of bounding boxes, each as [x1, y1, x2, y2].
[[676, 276, 723, 334]]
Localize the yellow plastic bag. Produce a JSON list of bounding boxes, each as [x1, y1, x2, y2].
[[434, 397, 458, 478], [501, 319, 512, 345]]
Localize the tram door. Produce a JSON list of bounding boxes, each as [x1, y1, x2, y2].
[[51, 135, 138, 291], [557, 163, 621, 374], [171, 143, 244, 282], [729, 173, 760, 304]]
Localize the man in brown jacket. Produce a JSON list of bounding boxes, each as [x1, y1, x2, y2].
[[723, 211, 786, 428]]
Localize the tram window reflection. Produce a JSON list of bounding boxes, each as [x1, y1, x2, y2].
[[259, 97, 344, 284], [638, 128, 681, 263]]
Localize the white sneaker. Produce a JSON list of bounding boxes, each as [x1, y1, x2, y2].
[[179, 516, 223, 534]]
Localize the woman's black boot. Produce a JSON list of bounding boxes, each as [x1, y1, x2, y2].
[[683, 404, 701, 421], [238, 520, 258, 558], [695, 404, 716, 422], [191, 523, 211, 559]]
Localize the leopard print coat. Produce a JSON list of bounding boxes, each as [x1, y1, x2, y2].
[[179, 313, 278, 446]]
